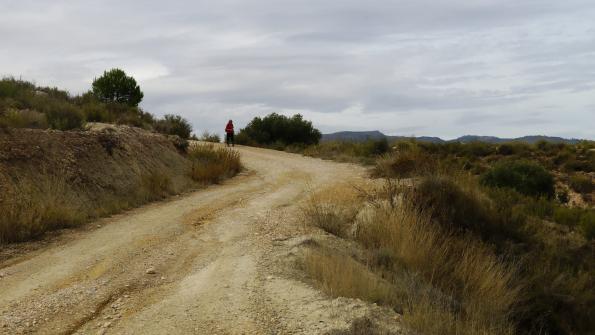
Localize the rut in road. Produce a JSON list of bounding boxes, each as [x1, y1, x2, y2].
[[0, 146, 405, 335]]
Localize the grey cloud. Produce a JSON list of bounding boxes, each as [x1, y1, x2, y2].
[[1, 0, 594, 139]]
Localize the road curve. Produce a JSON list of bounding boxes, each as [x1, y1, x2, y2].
[[0, 146, 403, 335]]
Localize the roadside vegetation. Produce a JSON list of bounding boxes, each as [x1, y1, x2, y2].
[[299, 139, 594, 335], [188, 143, 242, 184], [199, 131, 221, 143], [0, 73, 243, 244], [236, 113, 322, 148], [0, 72, 193, 139], [0, 171, 174, 243], [0, 142, 242, 244]]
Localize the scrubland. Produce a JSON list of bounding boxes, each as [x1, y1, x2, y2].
[[300, 139, 594, 335]]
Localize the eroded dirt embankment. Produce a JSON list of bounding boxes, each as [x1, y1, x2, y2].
[[0, 124, 193, 245], [0, 124, 191, 200]]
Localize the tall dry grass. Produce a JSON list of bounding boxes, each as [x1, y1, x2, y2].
[[302, 183, 520, 335], [0, 171, 179, 243], [0, 176, 84, 243], [356, 201, 519, 335], [188, 144, 242, 183], [301, 183, 365, 237], [303, 249, 398, 306], [1, 145, 243, 244]]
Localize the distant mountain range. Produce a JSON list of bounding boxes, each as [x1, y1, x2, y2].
[[322, 131, 583, 144]]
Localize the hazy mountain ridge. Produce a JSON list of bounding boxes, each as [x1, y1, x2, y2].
[[322, 131, 583, 144]]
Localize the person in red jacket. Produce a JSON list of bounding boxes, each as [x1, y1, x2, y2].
[[225, 120, 234, 147]]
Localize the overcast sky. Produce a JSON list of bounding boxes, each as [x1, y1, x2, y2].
[[1, 0, 594, 139]]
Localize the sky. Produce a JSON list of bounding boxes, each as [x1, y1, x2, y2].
[[1, 0, 594, 139]]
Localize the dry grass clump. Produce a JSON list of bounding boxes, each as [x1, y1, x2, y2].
[[188, 144, 242, 184], [301, 139, 390, 165], [140, 172, 173, 201], [569, 173, 593, 195], [303, 249, 398, 306], [0, 177, 84, 243], [0, 172, 178, 243], [355, 201, 519, 332], [301, 183, 366, 237], [301, 183, 520, 335], [373, 149, 437, 179]]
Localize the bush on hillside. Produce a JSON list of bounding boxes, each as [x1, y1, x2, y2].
[[481, 160, 555, 198], [407, 176, 498, 236], [373, 150, 436, 179], [200, 131, 221, 143], [361, 138, 390, 156], [0, 109, 48, 129], [154, 114, 192, 139], [236, 113, 321, 147], [92, 68, 144, 107], [45, 103, 85, 130], [569, 174, 593, 194]]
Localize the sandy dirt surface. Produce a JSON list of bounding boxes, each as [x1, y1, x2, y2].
[[0, 145, 405, 335]]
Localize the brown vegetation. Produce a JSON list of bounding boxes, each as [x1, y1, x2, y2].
[[302, 182, 519, 335], [0, 127, 242, 244], [188, 143, 242, 184], [299, 139, 594, 335]]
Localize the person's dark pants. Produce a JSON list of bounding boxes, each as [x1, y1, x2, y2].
[[226, 132, 234, 146]]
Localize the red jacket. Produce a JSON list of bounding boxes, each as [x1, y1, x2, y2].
[[225, 121, 234, 134]]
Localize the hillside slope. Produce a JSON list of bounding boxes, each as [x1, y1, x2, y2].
[[0, 124, 193, 242]]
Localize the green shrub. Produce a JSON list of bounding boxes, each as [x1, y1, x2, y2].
[[579, 211, 595, 240], [553, 207, 583, 227], [481, 160, 555, 198], [1, 76, 178, 133], [360, 138, 390, 156], [524, 196, 555, 218], [462, 141, 494, 157], [407, 176, 496, 236], [497, 144, 515, 155], [374, 150, 436, 178], [0, 109, 48, 129], [45, 103, 85, 130], [564, 158, 593, 172], [83, 102, 112, 123], [569, 174, 593, 194], [155, 114, 192, 139], [236, 113, 321, 147]]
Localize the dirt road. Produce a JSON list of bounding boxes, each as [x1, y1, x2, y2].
[[0, 146, 403, 334]]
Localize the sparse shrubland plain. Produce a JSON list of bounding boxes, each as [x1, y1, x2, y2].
[[299, 138, 594, 335]]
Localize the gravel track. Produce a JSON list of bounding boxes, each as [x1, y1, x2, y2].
[[0, 145, 404, 335]]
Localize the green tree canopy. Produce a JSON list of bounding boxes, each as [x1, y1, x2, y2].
[[236, 113, 321, 146], [92, 69, 144, 107]]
